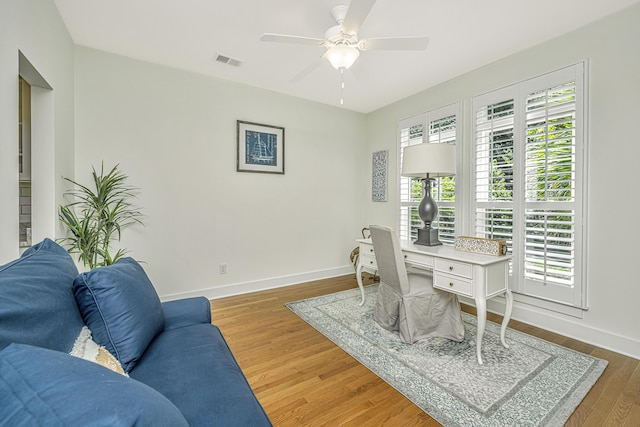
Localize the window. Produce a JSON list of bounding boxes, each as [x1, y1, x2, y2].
[[471, 63, 587, 310], [19, 77, 32, 249], [399, 103, 460, 244]]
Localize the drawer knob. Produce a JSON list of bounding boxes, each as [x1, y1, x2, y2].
[[449, 266, 454, 271], [449, 282, 454, 287], [370, 261, 374, 264], [370, 249, 374, 252]]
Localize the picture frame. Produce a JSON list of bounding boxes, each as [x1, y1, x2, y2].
[[237, 120, 285, 174]]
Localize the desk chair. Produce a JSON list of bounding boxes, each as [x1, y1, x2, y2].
[[369, 225, 465, 344]]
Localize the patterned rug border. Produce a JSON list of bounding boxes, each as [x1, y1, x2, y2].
[[286, 285, 608, 427]]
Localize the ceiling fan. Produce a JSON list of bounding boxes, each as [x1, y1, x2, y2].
[[260, 0, 429, 83]]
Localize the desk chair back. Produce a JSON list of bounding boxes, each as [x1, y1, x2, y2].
[[369, 225, 410, 295]]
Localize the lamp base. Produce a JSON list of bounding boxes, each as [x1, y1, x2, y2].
[[414, 227, 442, 246]]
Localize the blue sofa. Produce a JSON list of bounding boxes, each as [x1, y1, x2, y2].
[[0, 239, 272, 426]]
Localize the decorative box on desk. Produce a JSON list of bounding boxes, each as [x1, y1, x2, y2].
[[454, 236, 508, 256]]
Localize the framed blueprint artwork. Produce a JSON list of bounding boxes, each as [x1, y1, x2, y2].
[[237, 120, 285, 174], [372, 150, 388, 202]]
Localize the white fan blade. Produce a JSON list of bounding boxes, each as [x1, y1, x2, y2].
[[260, 33, 326, 47], [290, 55, 327, 82], [341, 0, 377, 35], [358, 36, 429, 51]]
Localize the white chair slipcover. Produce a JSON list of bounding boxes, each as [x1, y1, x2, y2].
[[370, 225, 465, 344]]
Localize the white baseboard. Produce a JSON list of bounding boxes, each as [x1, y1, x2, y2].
[[460, 296, 640, 361], [160, 265, 355, 302]]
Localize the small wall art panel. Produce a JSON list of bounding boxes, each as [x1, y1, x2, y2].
[[372, 150, 388, 202]]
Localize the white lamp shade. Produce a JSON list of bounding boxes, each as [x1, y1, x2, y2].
[[401, 143, 456, 178], [326, 45, 360, 70]]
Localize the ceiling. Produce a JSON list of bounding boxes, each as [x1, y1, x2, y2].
[[54, 0, 638, 113]]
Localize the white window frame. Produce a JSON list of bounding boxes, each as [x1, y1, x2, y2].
[[398, 103, 461, 244], [471, 62, 588, 314]]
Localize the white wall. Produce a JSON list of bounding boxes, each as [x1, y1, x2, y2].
[[364, 4, 640, 359], [0, 0, 76, 262], [74, 47, 367, 299]]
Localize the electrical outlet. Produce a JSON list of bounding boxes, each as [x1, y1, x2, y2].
[[219, 263, 227, 275]]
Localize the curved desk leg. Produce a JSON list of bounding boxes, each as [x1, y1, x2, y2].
[[356, 263, 365, 306], [475, 296, 487, 365], [500, 289, 514, 348]]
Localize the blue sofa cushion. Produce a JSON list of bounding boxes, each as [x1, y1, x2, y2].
[[0, 343, 189, 426], [0, 239, 84, 352], [73, 258, 164, 373], [130, 324, 272, 426]]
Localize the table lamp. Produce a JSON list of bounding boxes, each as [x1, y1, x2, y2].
[[401, 143, 456, 246]]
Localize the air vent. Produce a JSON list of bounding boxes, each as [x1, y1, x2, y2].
[[215, 54, 242, 67]]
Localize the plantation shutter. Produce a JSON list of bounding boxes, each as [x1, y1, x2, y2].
[[398, 115, 424, 241], [473, 90, 516, 255], [428, 113, 458, 244], [471, 63, 586, 310], [520, 64, 585, 307]]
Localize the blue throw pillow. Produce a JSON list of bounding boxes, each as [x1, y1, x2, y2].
[[0, 343, 189, 426], [73, 258, 164, 373], [0, 239, 84, 352]]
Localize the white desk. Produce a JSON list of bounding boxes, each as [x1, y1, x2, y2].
[[356, 238, 513, 365]]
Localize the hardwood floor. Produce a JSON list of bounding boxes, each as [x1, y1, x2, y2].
[[210, 274, 640, 426]]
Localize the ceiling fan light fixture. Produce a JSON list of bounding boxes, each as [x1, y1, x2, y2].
[[326, 44, 360, 70]]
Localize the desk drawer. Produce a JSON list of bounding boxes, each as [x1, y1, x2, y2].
[[360, 253, 377, 270], [359, 243, 375, 257], [434, 258, 472, 279], [404, 252, 434, 269], [434, 272, 473, 297]]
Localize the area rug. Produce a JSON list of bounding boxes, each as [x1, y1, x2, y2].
[[286, 285, 607, 426]]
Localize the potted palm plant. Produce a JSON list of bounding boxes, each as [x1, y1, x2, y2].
[[58, 163, 143, 269]]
